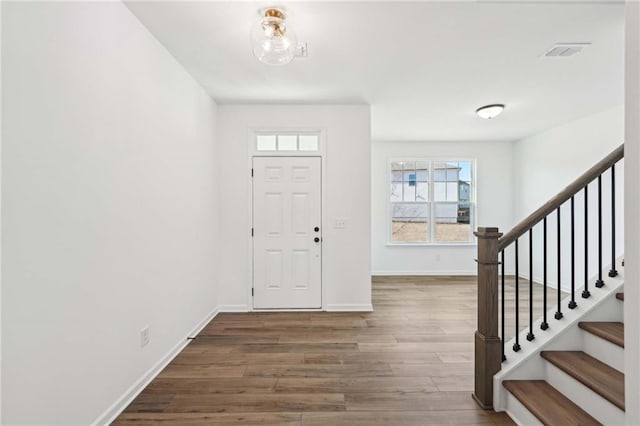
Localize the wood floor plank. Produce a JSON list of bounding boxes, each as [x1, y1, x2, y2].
[[140, 378, 278, 394], [394, 333, 473, 343], [123, 394, 174, 413], [358, 342, 473, 353], [344, 391, 480, 411], [114, 412, 303, 425], [303, 351, 441, 365], [166, 393, 345, 413], [390, 362, 473, 377], [431, 375, 474, 392], [436, 352, 474, 363], [187, 335, 280, 344], [351, 333, 398, 343], [302, 410, 512, 426], [202, 320, 266, 329], [233, 343, 359, 353], [170, 352, 305, 366], [157, 365, 246, 378], [179, 343, 235, 354], [263, 318, 368, 329], [365, 319, 473, 328], [391, 363, 473, 377], [274, 331, 346, 341], [244, 363, 394, 378], [275, 377, 439, 394]]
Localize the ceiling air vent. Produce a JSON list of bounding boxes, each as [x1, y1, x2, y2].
[[543, 43, 591, 58]]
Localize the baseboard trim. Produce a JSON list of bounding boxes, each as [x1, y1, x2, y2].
[[93, 306, 220, 425], [217, 304, 251, 312], [325, 304, 373, 312], [218, 304, 373, 312], [371, 270, 477, 276]]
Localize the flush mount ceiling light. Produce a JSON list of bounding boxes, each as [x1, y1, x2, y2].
[[251, 7, 298, 66], [476, 104, 505, 120]]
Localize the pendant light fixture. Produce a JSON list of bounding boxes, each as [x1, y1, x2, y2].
[[251, 7, 298, 66], [476, 104, 505, 120]]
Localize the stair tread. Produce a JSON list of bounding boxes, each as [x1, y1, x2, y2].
[[616, 292, 624, 301], [503, 380, 601, 426], [579, 321, 624, 347], [541, 350, 625, 411]]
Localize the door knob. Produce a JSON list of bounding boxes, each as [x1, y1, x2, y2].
[[314, 237, 320, 243], [314, 227, 320, 232]]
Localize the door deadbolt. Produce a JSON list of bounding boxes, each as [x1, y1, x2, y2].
[[314, 237, 320, 243], [314, 227, 320, 232]]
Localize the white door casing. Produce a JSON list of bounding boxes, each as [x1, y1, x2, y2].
[[252, 156, 322, 309]]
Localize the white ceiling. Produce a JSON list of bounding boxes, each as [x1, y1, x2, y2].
[[125, 1, 624, 142]]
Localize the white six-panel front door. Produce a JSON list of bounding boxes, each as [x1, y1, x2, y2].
[[253, 157, 322, 309]]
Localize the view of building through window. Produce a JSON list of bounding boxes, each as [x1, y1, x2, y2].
[[390, 160, 474, 243]]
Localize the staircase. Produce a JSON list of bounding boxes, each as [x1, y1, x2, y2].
[[472, 144, 626, 425]]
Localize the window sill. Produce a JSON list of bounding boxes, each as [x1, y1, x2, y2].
[[385, 242, 477, 247]]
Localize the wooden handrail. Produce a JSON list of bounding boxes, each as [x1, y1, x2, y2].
[[498, 144, 624, 252]]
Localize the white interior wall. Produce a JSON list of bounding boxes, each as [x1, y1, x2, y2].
[[216, 105, 372, 311], [1, 3, 219, 425], [512, 106, 624, 291], [0, 2, 3, 420], [513, 105, 624, 222], [624, 2, 640, 423], [371, 141, 514, 275]]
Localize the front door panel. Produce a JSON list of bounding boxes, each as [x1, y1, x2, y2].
[[253, 157, 321, 309]]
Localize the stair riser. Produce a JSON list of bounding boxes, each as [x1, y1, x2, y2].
[[543, 361, 625, 425], [504, 391, 544, 426], [582, 294, 624, 323], [582, 331, 624, 372]]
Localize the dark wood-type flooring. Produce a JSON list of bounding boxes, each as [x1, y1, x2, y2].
[[115, 276, 520, 425]]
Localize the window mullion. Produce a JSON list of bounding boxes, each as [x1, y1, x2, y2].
[[429, 160, 435, 243]]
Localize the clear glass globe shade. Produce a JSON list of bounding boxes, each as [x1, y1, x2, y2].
[[251, 16, 297, 66]]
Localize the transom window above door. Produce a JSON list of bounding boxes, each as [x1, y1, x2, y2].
[[389, 159, 475, 245], [256, 133, 320, 152]]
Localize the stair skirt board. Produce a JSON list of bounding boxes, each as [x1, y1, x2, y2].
[[493, 267, 624, 424], [543, 361, 625, 425]]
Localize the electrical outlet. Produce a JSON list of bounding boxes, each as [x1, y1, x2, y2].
[[140, 326, 150, 348]]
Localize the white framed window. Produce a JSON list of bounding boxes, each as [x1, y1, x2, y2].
[[389, 159, 475, 245], [255, 132, 320, 152]]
